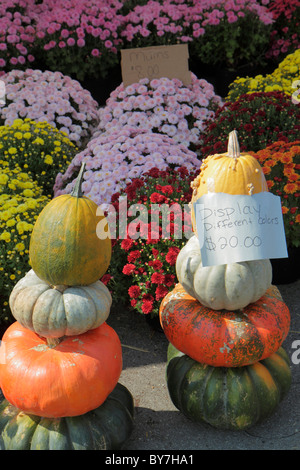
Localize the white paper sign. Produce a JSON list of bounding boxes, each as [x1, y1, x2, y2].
[[194, 192, 288, 267]]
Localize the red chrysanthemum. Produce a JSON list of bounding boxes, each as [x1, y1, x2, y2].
[[141, 299, 154, 315], [121, 238, 134, 251], [155, 284, 169, 300], [100, 273, 112, 285], [150, 192, 168, 204], [128, 285, 141, 299], [151, 272, 165, 284], [165, 246, 180, 265], [156, 184, 174, 195], [148, 259, 163, 270], [122, 264, 136, 275], [127, 250, 141, 263]]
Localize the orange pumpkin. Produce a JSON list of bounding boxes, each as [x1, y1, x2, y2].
[[159, 283, 290, 367], [0, 322, 122, 418]]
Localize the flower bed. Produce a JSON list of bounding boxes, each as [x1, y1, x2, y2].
[[0, 0, 283, 84], [227, 49, 300, 101], [54, 127, 199, 209], [0, 161, 49, 325], [0, 0, 37, 73], [199, 91, 300, 156], [31, 0, 124, 81], [119, 0, 273, 71], [0, 69, 100, 146], [0, 118, 77, 196], [266, 0, 300, 62], [251, 140, 300, 249], [94, 74, 223, 151], [103, 166, 199, 317]]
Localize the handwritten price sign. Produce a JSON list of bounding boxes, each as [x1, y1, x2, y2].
[[194, 192, 288, 267], [121, 44, 191, 88]]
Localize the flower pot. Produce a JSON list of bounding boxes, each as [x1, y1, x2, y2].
[[271, 246, 300, 285]]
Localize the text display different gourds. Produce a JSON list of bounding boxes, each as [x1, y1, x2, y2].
[[0, 163, 134, 450], [159, 131, 291, 430]]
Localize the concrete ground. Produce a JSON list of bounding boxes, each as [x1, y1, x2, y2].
[[107, 277, 300, 451]]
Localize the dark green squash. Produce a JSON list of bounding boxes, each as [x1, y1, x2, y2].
[[0, 383, 134, 450], [166, 343, 291, 430]]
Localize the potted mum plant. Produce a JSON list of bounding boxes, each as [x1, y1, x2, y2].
[[199, 91, 300, 156], [227, 48, 300, 102], [30, 0, 124, 83], [103, 166, 199, 326], [0, 69, 100, 147], [54, 127, 199, 209], [252, 140, 300, 284], [265, 0, 300, 62], [0, 161, 49, 331], [94, 73, 223, 152], [0, 118, 77, 197]]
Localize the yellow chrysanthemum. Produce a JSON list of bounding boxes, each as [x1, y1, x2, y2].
[[16, 220, 33, 233], [33, 137, 44, 145], [23, 189, 34, 197], [14, 242, 25, 252], [0, 174, 9, 185], [14, 132, 23, 140], [6, 219, 16, 227], [12, 119, 23, 128], [0, 231, 11, 242], [44, 155, 53, 165]]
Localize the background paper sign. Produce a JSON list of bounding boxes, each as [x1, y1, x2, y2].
[[194, 192, 288, 267], [121, 44, 191, 87]]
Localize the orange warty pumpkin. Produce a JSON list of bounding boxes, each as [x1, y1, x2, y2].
[[0, 321, 122, 418], [159, 283, 290, 368]]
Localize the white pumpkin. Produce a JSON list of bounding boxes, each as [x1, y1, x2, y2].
[[9, 269, 112, 338], [176, 235, 272, 310]]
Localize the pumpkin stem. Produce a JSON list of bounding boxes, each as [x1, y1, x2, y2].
[[227, 130, 240, 166], [71, 162, 86, 198], [52, 284, 69, 294], [46, 337, 62, 348]]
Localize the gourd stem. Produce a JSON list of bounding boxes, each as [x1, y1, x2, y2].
[[46, 337, 62, 348], [71, 162, 86, 198], [227, 130, 240, 159], [52, 284, 69, 294]]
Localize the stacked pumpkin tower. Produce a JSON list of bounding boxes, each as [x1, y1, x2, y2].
[[159, 131, 292, 430], [0, 163, 134, 450]]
